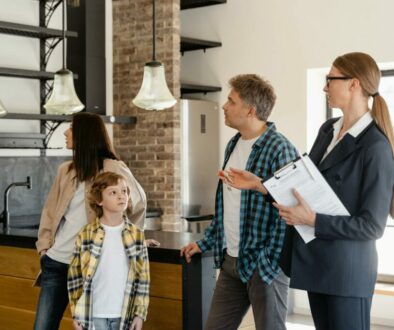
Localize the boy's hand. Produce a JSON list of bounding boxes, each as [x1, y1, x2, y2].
[[73, 320, 83, 330], [129, 316, 143, 330], [146, 238, 160, 247], [180, 242, 201, 263]]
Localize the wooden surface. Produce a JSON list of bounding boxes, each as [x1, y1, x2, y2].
[[144, 296, 183, 330], [0, 246, 72, 329], [150, 262, 182, 300], [0, 246, 39, 279], [0, 246, 190, 329], [0, 305, 72, 330], [374, 283, 394, 297]]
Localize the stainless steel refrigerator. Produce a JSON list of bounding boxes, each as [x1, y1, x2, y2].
[[180, 99, 220, 231]]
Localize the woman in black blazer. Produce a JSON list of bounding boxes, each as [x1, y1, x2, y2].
[[222, 52, 394, 330]]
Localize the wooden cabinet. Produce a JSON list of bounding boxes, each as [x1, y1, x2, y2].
[[0, 246, 72, 330], [145, 262, 183, 329], [0, 230, 215, 330]]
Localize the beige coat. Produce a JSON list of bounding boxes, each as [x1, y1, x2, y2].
[[36, 159, 146, 254]]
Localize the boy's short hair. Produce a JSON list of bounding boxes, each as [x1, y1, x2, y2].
[[88, 172, 130, 218]]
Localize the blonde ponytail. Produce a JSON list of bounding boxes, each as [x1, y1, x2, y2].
[[333, 52, 394, 156], [371, 94, 394, 156]]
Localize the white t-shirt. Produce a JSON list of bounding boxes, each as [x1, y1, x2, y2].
[[47, 182, 87, 264], [92, 222, 129, 318], [223, 136, 259, 257]]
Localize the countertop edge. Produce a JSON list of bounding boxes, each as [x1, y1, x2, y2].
[[0, 230, 213, 264]]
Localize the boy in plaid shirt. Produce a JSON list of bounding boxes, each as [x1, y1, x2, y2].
[[67, 172, 149, 330]]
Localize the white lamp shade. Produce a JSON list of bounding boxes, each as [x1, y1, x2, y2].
[[132, 62, 177, 111], [44, 69, 85, 115], [0, 99, 7, 117]]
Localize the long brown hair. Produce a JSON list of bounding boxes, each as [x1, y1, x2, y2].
[[69, 112, 118, 182], [333, 52, 394, 155]]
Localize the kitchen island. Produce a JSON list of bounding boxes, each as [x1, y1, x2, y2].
[[0, 228, 215, 330]]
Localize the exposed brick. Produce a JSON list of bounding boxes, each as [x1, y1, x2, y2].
[[138, 153, 155, 161], [113, 0, 181, 226]]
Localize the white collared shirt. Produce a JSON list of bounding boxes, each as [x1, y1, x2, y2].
[[321, 111, 373, 162]]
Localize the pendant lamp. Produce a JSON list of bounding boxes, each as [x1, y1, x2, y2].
[[132, 0, 177, 111], [44, 0, 84, 115], [0, 99, 7, 117]]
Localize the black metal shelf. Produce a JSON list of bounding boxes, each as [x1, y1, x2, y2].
[[0, 133, 46, 149], [0, 67, 55, 80], [181, 83, 221, 95], [0, 67, 79, 80], [1, 112, 137, 125], [0, 113, 136, 149], [181, 37, 221, 53], [0, 20, 77, 39], [181, 0, 226, 10]]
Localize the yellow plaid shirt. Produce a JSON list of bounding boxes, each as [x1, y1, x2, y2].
[[67, 217, 150, 330]]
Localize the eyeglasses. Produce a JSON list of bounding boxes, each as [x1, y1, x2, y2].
[[325, 76, 353, 87]]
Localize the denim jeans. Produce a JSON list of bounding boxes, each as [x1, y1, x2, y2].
[[33, 254, 69, 330], [93, 317, 121, 330]]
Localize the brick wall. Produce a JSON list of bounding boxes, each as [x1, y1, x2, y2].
[[112, 0, 181, 231]]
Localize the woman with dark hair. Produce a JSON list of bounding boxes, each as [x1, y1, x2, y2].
[[222, 52, 394, 330], [33, 112, 147, 330]]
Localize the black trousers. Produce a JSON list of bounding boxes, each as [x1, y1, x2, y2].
[[308, 291, 372, 330]]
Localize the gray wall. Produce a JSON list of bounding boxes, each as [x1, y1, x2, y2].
[[0, 157, 70, 220]]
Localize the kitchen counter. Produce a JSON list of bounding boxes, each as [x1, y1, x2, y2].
[[2, 208, 163, 232], [0, 227, 215, 330], [0, 227, 211, 259]]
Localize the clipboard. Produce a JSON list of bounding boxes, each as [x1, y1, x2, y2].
[[264, 154, 350, 243]]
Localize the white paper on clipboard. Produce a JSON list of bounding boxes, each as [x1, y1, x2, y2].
[[264, 155, 350, 243]]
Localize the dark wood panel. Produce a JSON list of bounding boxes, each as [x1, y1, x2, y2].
[[0, 246, 39, 279], [0, 275, 71, 317], [150, 262, 182, 300], [0, 305, 72, 330], [144, 296, 182, 330]]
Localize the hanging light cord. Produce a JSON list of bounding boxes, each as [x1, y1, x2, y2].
[[152, 0, 156, 61], [62, 0, 66, 69]]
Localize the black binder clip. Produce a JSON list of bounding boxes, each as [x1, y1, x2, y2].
[[274, 162, 297, 179]]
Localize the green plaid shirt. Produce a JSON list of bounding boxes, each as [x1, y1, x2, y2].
[[197, 122, 297, 284], [67, 217, 150, 330]]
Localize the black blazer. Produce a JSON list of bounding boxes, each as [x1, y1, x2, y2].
[[288, 118, 394, 298]]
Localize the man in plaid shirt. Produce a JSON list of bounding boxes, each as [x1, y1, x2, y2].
[[181, 74, 297, 330]]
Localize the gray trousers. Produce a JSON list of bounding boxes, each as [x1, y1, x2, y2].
[[205, 253, 288, 330]]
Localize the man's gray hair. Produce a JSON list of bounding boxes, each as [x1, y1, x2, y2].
[[229, 74, 276, 121]]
